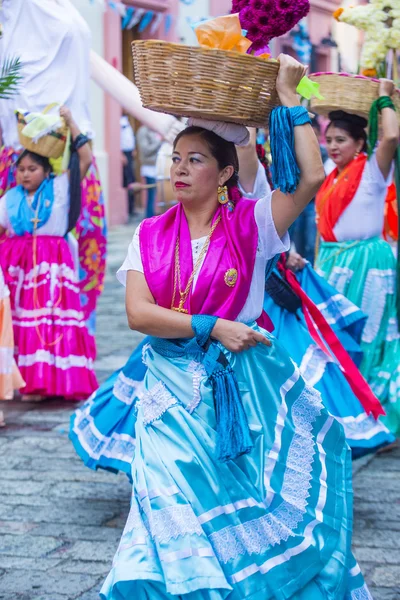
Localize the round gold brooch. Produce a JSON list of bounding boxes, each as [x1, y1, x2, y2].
[[224, 268, 238, 287]]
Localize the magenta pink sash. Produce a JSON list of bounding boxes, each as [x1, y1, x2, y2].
[[140, 201, 259, 321]]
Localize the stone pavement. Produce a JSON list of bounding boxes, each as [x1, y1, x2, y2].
[[0, 225, 399, 600]]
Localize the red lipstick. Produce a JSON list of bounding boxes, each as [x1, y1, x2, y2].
[[175, 181, 190, 188]]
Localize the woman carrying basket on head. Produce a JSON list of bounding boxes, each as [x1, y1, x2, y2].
[[315, 79, 400, 437], [70, 122, 390, 476], [0, 106, 98, 401], [100, 55, 371, 600]]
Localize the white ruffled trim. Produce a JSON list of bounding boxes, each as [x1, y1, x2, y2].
[[18, 350, 94, 371], [210, 385, 323, 564]]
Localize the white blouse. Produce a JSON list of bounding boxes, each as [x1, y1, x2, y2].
[[331, 153, 393, 242], [238, 161, 272, 200], [0, 0, 93, 148], [0, 174, 70, 237], [117, 192, 290, 324]]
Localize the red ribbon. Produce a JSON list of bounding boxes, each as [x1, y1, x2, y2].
[[278, 259, 385, 420]]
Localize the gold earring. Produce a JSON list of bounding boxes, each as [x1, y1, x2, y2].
[[218, 185, 229, 205], [354, 151, 360, 159]]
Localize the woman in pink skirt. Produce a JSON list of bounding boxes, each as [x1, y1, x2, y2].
[[0, 107, 98, 401]]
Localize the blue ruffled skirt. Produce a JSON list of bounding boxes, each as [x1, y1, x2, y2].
[[263, 265, 393, 458], [100, 327, 370, 599], [69, 341, 147, 477]]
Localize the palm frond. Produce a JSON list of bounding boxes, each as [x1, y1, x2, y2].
[[0, 56, 23, 100]]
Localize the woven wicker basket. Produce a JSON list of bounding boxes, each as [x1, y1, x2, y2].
[[16, 109, 68, 159], [309, 73, 400, 121], [132, 40, 280, 127]]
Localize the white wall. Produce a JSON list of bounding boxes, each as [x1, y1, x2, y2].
[[70, 0, 109, 200]]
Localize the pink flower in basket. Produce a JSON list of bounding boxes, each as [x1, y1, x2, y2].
[[232, 0, 310, 51]]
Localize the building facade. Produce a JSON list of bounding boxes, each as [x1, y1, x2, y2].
[[73, 0, 361, 226]]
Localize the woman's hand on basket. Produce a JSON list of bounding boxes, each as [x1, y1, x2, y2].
[[276, 54, 307, 107], [379, 78, 395, 98], [60, 105, 73, 127], [211, 319, 271, 353]]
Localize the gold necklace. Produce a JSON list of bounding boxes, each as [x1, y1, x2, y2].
[[29, 189, 64, 347], [171, 216, 221, 313]]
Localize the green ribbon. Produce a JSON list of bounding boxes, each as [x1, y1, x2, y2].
[[368, 96, 395, 158], [296, 76, 323, 100]]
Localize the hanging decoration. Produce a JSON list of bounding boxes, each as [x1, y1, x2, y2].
[[88, 0, 175, 33], [290, 19, 312, 66]]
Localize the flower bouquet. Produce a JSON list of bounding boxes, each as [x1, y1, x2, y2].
[[334, 0, 400, 79]]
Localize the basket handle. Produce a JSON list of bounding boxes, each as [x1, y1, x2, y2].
[[43, 102, 67, 129], [42, 102, 60, 115]]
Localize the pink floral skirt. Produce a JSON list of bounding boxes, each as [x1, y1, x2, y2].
[[0, 235, 98, 400]]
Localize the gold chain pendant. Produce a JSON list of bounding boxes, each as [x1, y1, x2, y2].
[[171, 306, 189, 314]]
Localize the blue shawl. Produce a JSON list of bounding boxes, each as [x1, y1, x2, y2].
[[6, 176, 55, 236]]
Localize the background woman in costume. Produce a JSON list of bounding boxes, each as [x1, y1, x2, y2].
[[0, 0, 107, 337], [264, 253, 394, 457], [237, 131, 391, 456], [100, 56, 370, 600], [315, 79, 400, 437], [0, 107, 98, 401]]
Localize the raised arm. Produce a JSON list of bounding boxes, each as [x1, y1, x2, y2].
[[236, 128, 260, 194], [60, 106, 92, 181], [376, 79, 399, 180], [271, 55, 325, 238]]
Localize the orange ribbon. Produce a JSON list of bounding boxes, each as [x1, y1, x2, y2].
[[195, 14, 270, 58]]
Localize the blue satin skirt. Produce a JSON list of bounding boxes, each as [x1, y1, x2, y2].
[[100, 327, 371, 599]]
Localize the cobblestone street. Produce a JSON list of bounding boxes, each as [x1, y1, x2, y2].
[[0, 225, 399, 600]]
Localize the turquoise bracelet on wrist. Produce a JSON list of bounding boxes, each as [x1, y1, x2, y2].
[[192, 315, 218, 348], [269, 105, 311, 194]]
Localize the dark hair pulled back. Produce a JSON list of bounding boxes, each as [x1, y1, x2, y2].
[[326, 110, 368, 153], [16, 150, 53, 174], [173, 126, 241, 201]]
